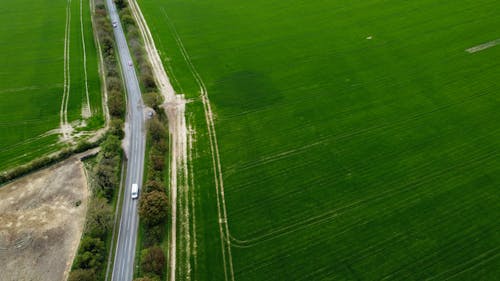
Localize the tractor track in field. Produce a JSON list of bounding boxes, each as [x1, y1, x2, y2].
[[60, 0, 72, 141], [161, 8, 235, 281], [79, 0, 91, 118]]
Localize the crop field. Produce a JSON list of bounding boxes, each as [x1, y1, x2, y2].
[[0, 0, 102, 172], [137, 0, 500, 280]]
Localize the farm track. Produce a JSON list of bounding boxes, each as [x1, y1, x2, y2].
[[79, 0, 91, 118], [161, 8, 235, 281], [127, 2, 192, 281], [60, 0, 72, 140]]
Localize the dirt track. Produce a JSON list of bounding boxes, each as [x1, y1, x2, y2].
[[0, 157, 89, 281], [127, 2, 189, 280]]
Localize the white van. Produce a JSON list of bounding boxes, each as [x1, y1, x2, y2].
[[131, 183, 139, 199]]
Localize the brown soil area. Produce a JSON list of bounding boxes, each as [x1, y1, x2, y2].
[[0, 157, 89, 281]]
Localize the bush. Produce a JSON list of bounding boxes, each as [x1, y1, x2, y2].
[[141, 72, 157, 92], [150, 153, 165, 172], [144, 180, 164, 193], [134, 277, 159, 281], [107, 77, 122, 92], [74, 237, 106, 270], [140, 246, 165, 276], [148, 118, 166, 143], [108, 90, 125, 118], [109, 118, 125, 139], [139, 191, 168, 227], [144, 225, 163, 246], [114, 0, 127, 10], [68, 269, 97, 281], [143, 92, 163, 110], [85, 197, 113, 238]]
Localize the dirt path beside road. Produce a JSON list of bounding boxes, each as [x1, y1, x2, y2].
[[127, 2, 190, 281]]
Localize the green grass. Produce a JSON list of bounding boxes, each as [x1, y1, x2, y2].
[[138, 0, 500, 280], [0, 0, 103, 172]]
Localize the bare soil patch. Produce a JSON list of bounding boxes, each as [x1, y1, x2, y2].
[[0, 157, 89, 281]]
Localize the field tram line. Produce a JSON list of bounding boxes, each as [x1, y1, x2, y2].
[[162, 13, 497, 272], [381, 210, 499, 280], [229, 148, 498, 248], [60, 0, 72, 141], [79, 0, 91, 118], [227, 90, 492, 180], [428, 247, 500, 281], [161, 8, 235, 281], [329, 91, 491, 144]]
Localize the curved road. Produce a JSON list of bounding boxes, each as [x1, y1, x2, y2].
[[106, 0, 146, 280]]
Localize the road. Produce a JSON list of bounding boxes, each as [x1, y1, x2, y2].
[[106, 0, 146, 280]]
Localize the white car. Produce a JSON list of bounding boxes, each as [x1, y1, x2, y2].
[[112, 21, 118, 28], [131, 183, 138, 199], [128, 61, 133, 67]]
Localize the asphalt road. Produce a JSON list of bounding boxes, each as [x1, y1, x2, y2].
[[106, 0, 146, 280]]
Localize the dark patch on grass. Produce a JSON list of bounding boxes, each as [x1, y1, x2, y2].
[[211, 70, 281, 113]]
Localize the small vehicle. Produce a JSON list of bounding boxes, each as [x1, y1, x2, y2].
[[131, 183, 139, 199], [112, 21, 118, 28], [128, 61, 133, 67]]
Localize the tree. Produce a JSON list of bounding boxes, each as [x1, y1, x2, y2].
[[144, 224, 163, 246], [108, 90, 125, 118], [101, 134, 122, 157], [140, 246, 165, 276], [85, 197, 113, 238], [148, 118, 166, 143], [114, 0, 127, 10], [75, 237, 105, 270], [109, 118, 125, 139], [142, 72, 157, 92], [150, 153, 165, 172], [143, 92, 163, 110], [144, 180, 164, 193], [139, 190, 168, 227], [68, 269, 96, 281]]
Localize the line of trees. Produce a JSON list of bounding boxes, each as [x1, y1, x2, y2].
[[136, 103, 169, 280], [115, 0, 157, 92], [0, 140, 99, 184], [69, 0, 127, 280]]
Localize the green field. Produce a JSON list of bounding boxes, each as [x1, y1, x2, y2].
[[0, 0, 102, 172], [138, 0, 500, 280]]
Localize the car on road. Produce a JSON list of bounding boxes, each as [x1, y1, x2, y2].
[[112, 21, 118, 28], [128, 61, 133, 67], [131, 183, 139, 199]]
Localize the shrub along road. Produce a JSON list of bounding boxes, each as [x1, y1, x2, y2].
[[105, 0, 146, 280]]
